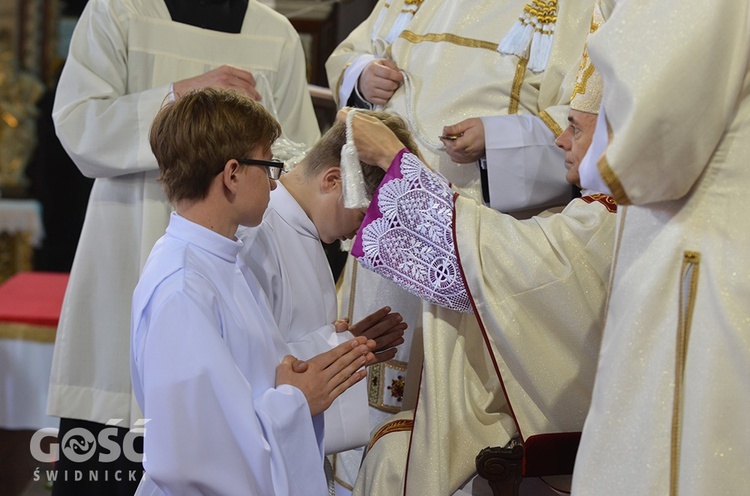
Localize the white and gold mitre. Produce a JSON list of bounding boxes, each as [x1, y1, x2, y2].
[[570, 0, 605, 114]]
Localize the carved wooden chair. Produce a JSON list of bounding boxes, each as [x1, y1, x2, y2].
[[476, 432, 581, 496]]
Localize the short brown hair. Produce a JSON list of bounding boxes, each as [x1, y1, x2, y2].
[[301, 110, 420, 198], [149, 88, 281, 203]]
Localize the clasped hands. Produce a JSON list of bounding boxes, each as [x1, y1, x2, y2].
[[276, 306, 406, 416], [333, 306, 407, 364]]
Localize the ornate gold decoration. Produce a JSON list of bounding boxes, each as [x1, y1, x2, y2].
[[570, 1, 605, 114], [368, 359, 408, 413], [498, 0, 558, 73], [671, 251, 701, 496], [538, 110, 563, 136], [597, 119, 632, 205], [368, 418, 414, 451], [508, 57, 529, 115], [398, 30, 499, 52]]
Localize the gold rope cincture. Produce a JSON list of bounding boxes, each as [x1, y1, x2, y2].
[[498, 0, 558, 73]]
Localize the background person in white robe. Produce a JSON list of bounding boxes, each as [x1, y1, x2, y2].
[[334, 44, 616, 494], [132, 88, 374, 496], [325, 1, 598, 487], [49, 1, 320, 494], [571, 0, 750, 494], [237, 111, 417, 493]]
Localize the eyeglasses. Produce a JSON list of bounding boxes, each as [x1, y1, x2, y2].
[[235, 158, 285, 180]]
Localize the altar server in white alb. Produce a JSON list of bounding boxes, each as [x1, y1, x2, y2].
[[131, 88, 374, 496], [237, 111, 414, 458], [325, 2, 598, 486], [571, 0, 750, 494], [49, 1, 319, 492], [335, 11, 617, 491]]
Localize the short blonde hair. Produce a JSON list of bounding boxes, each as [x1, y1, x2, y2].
[[149, 88, 281, 203]]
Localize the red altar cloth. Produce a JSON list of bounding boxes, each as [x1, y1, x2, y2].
[[0, 272, 69, 327]]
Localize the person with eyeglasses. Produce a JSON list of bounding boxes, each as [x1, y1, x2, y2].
[[48, 1, 320, 494], [236, 111, 413, 470], [326, 1, 601, 488], [131, 87, 374, 496]]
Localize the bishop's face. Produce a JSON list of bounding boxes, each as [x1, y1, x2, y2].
[[555, 109, 598, 188]]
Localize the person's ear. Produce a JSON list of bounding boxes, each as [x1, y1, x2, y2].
[[221, 159, 242, 194], [320, 166, 342, 194]]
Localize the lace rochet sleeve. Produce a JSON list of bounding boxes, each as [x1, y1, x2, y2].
[[352, 151, 472, 313]]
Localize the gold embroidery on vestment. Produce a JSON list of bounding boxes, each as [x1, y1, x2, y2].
[[671, 251, 700, 496], [572, 63, 596, 99], [597, 118, 632, 204], [509, 57, 529, 115], [538, 110, 563, 137], [368, 418, 414, 451], [368, 359, 408, 413], [398, 30, 499, 52]]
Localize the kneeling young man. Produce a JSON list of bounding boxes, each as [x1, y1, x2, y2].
[[237, 112, 417, 474]]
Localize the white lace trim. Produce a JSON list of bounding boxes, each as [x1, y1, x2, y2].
[[359, 153, 472, 313]]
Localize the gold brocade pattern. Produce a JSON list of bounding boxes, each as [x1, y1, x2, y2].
[[368, 359, 408, 413], [398, 30, 499, 52], [368, 418, 413, 451], [572, 62, 596, 100], [509, 57, 529, 115], [538, 110, 563, 137]]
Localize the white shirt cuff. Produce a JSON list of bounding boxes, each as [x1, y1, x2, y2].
[[339, 54, 377, 108]]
